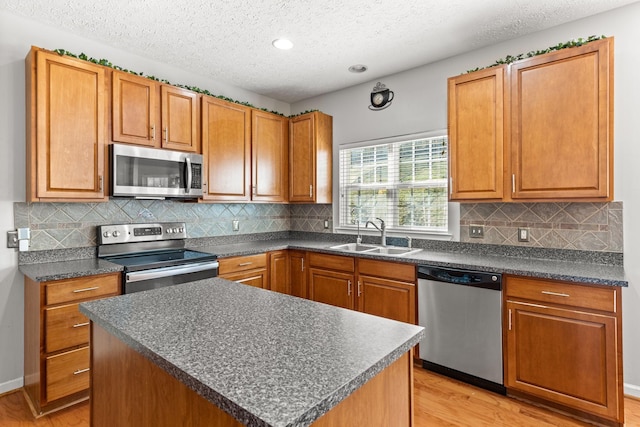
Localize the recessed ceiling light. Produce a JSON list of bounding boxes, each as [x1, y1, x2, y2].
[[272, 38, 293, 50], [348, 64, 368, 73]]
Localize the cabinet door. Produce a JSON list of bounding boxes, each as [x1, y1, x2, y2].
[[289, 113, 316, 202], [309, 268, 354, 310], [112, 71, 159, 147], [252, 110, 288, 202], [289, 251, 308, 299], [506, 300, 620, 420], [32, 49, 106, 201], [356, 275, 415, 324], [161, 85, 199, 152], [269, 250, 289, 294], [289, 112, 332, 203], [448, 66, 506, 201], [201, 97, 251, 201], [511, 38, 612, 200]]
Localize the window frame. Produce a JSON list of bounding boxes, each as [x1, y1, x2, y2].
[[333, 130, 459, 241]]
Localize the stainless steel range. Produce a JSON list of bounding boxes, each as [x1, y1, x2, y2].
[[98, 222, 218, 294]]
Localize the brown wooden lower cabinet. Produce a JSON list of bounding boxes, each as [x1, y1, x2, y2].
[[504, 275, 623, 426], [24, 272, 121, 415], [307, 252, 417, 324], [219, 253, 268, 289], [268, 250, 289, 294], [288, 250, 307, 298]]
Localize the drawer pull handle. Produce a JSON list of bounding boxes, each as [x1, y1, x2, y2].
[[541, 291, 570, 297], [238, 262, 253, 266], [73, 322, 90, 328], [72, 286, 99, 293], [73, 368, 90, 375]]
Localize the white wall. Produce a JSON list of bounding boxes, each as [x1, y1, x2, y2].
[[292, 3, 640, 397], [0, 10, 289, 393]]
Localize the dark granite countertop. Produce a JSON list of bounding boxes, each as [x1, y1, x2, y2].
[[19, 258, 123, 282], [18, 236, 627, 286], [193, 239, 627, 287], [80, 278, 424, 427]]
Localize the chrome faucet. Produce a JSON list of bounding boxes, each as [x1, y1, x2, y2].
[[351, 207, 362, 244], [365, 218, 386, 246]]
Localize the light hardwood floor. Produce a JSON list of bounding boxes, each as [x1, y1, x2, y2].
[[1, 367, 638, 426]]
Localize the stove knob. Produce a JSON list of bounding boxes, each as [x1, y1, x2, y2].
[[103, 231, 111, 238], [112, 231, 120, 238], [166, 228, 172, 234], [178, 227, 184, 233]]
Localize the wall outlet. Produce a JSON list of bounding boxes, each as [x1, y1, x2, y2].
[[232, 220, 239, 232], [323, 219, 330, 229], [518, 227, 530, 242], [469, 225, 484, 238]]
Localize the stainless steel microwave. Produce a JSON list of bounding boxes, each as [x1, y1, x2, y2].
[[111, 144, 203, 199]]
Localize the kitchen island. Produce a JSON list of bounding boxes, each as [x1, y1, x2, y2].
[[80, 278, 424, 427]]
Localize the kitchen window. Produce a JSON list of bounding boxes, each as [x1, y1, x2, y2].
[[337, 131, 454, 238]]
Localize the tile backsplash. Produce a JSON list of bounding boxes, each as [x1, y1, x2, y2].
[[460, 202, 623, 252], [14, 200, 623, 253], [14, 200, 290, 251]]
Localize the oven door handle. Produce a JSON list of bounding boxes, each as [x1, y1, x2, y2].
[[126, 261, 219, 283]]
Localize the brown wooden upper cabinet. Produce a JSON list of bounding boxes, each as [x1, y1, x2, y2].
[[112, 71, 159, 147], [112, 72, 199, 152], [289, 111, 333, 203], [161, 85, 199, 152], [448, 65, 506, 201], [26, 47, 107, 202], [252, 110, 288, 202], [201, 96, 288, 202], [449, 37, 613, 202]]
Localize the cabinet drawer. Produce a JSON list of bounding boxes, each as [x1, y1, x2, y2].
[[219, 253, 267, 274], [308, 252, 355, 272], [45, 303, 90, 353], [505, 276, 617, 313], [46, 346, 90, 402], [357, 259, 416, 283], [45, 273, 120, 305]]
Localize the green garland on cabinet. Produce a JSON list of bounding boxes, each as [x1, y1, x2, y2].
[[466, 35, 607, 73], [52, 48, 317, 117]]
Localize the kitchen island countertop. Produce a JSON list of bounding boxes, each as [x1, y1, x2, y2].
[[80, 278, 424, 427]]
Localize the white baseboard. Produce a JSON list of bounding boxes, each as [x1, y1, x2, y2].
[[0, 377, 23, 395], [625, 382, 640, 399]]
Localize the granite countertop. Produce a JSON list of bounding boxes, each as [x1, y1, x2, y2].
[[19, 257, 123, 282], [18, 237, 627, 286], [194, 239, 628, 287], [80, 278, 424, 427]]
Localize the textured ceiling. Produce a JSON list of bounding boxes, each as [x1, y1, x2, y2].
[[2, 0, 637, 103]]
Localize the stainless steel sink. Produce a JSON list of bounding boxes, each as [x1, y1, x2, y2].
[[329, 243, 422, 257], [367, 246, 422, 256], [329, 243, 379, 252]]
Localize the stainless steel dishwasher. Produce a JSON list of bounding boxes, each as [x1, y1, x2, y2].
[[418, 265, 505, 394]]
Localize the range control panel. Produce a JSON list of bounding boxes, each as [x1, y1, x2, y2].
[[98, 222, 187, 245]]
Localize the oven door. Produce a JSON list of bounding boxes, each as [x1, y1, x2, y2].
[[111, 143, 203, 199], [124, 260, 219, 294]]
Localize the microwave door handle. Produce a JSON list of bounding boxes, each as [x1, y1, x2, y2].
[[185, 157, 192, 194]]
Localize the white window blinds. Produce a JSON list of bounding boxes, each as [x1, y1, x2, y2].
[[339, 135, 448, 233]]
